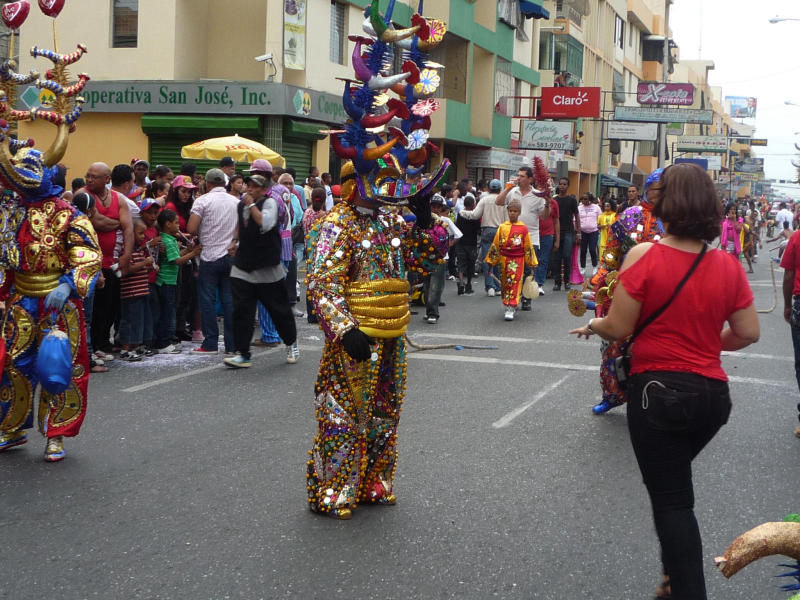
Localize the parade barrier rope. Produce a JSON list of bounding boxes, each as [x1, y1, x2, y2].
[[757, 256, 778, 314], [404, 334, 498, 352]]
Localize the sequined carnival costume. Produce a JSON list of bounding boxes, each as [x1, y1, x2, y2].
[[305, 196, 444, 518], [485, 221, 537, 309], [304, 0, 450, 519], [0, 18, 97, 460], [567, 170, 664, 415]]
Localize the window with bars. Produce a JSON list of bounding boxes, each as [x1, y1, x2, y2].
[[330, 1, 346, 65], [494, 58, 514, 115], [112, 0, 138, 48]]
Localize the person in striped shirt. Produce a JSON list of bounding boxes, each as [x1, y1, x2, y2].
[[119, 219, 155, 361]]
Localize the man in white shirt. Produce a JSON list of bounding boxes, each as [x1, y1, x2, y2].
[[494, 166, 551, 310], [459, 179, 508, 296], [775, 202, 794, 232], [187, 168, 240, 354]]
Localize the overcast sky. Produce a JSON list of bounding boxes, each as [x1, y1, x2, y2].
[[671, 0, 800, 181]]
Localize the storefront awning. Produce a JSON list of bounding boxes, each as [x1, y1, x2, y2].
[[600, 174, 633, 188], [519, 0, 550, 19]]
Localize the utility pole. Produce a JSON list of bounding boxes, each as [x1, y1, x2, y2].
[[658, 0, 671, 168]]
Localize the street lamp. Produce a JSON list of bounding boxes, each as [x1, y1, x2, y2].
[[769, 16, 800, 24]]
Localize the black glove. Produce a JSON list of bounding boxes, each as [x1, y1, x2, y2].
[[408, 192, 433, 229], [341, 328, 372, 362]]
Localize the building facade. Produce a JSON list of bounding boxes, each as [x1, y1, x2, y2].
[[14, 0, 547, 182]]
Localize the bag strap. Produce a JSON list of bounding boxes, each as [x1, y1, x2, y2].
[[630, 242, 707, 343]]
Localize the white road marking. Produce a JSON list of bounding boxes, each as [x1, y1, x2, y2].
[[492, 375, 571, 428], [407, 352, 794, 388], [407, 352, 597, 371], [723, 351, 793, 362]]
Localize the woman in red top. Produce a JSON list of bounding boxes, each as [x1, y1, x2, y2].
[[570, 164, 759, 600], [163, 174, 200, 340]]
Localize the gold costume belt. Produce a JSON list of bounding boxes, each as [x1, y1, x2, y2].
[[344, 279, 410, 339], [14, 272, 61, 297]]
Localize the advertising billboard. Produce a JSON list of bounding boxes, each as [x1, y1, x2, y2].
[[519, 120, 574, 150], [607, 121, 659, 141], [539, 87, 602, 119], [637, 82, 694, 106], [733, 157, 764, 173], [676, 136, 728, 153], [725, 96, 757, 118], [614, 106, 713, 124]]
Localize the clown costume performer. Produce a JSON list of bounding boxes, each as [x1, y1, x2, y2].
[[568, 169, 665, 415], [305, 163, 446, 519], [0, 34, 99, 460], [485, 210, 537, 321], [304, 0, 451, 519]]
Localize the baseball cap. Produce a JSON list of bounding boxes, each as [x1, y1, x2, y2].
[[430, 193, 446, 206], [246, 174, 269, 188], [247, 159, 273, 174], [204, 169, 226, 185], [489, 179, 502, 192], [219, 156, 235, 167], [139, 198, 161, 212], [172, 174, 197, 189], [132, 158, 149, 169]]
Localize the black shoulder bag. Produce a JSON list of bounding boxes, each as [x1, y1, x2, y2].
[[615, 243, 707, 389]]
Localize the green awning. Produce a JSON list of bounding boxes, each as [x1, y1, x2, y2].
[[141, 115, 262, 137], [283, 119, 327, 140]]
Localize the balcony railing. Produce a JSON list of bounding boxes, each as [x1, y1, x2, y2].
[[555, 1, 583, 27]]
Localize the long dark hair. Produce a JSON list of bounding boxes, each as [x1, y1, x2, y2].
[[165, 182, 194, 226]]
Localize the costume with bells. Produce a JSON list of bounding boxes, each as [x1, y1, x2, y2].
[[305, 0, 449, 519], [567, 169, 664, 415], [0, 8, 99, 461]]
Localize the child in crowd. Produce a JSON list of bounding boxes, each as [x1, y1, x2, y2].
[[139, 198, 161, 352], [72, 192, 108, 373], [119, 219, 155, 361], [455, 194, 480, 295], [485, 198, 537, 321], [424, 194, 461, 324], [302, 187, 328, 324], [154, 209, 202, 354]]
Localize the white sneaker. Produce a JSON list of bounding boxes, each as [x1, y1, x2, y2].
[[487, 288, 496, 297], [538, 286, 545, 296], [504, 308, 514, 321], [158, 344, 181, 354], [286, 342, 299, 364]]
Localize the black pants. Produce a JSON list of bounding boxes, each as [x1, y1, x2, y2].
[[175, 261, 197, 336], [579, 229, 599, 268], [231, 277, 296, 359], [285, 257, 298, 305], [456, 244, 478, 285], [627, 371, 732, 600], [91, 267, 120, 353]]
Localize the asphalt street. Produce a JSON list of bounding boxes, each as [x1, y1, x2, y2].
[[2, 250, 799, 600]]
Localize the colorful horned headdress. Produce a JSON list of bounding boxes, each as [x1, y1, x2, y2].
[[0, 1, 88, 200], [332, 0, 449, 205]]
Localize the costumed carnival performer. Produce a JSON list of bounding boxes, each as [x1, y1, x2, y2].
[[305, 0, 450, 519], [567, 169, 665, 415], [0, 9, 99, 461], [485, 198, 537, 321]]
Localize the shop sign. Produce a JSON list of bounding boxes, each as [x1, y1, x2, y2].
[[466, 148, 530, 171], [676, 136, 728, 153], [637, 82, 694, 106], [44, 81, 348, 123], [705, 156, 722, 171], [614, 106, 713, 124], [539, 87, 601, 119], [519, 120, 574, 150], [733, 157, 764, 174], [606, 121, 658, 141], [746, 138, 768, 146]]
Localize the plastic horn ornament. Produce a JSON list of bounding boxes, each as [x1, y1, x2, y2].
[[360, 98, 410, 128], [342, 80, 365, 121], [715, 521, 800, 578]]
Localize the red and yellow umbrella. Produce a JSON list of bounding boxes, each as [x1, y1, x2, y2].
[[180, 134, 285, 166]]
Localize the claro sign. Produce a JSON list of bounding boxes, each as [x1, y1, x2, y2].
[[539, 87, 601, 119]]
